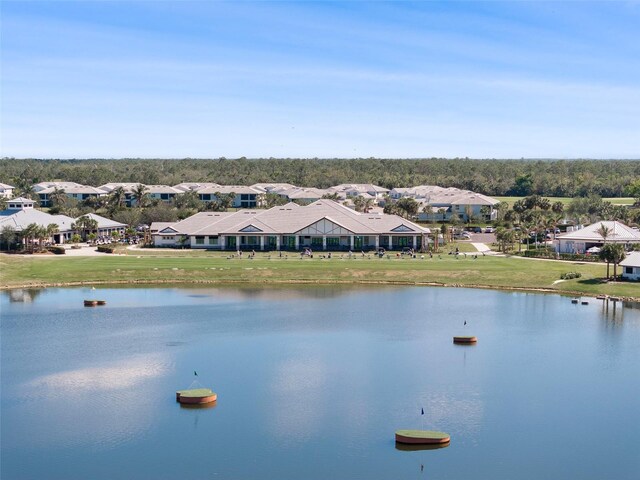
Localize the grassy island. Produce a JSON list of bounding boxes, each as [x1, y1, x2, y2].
[[1, 250, 638, 300]]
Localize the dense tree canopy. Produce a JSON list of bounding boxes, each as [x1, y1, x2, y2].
[[1, 158, 638, 198]]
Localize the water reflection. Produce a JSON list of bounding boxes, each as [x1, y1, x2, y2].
[[5, 288, 44, 303], [26, 355, 169, 394], [395, 443, 450, 451]]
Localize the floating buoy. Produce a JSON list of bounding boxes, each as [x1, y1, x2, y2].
[[96, 300, 107, 306], [395, 430, 450, 445], [571, 298, 579, 304], [581, 301, 589, 305], [84, 300, 98, 307], [176, 388, 217, 405], [453, 336, 477, 344]]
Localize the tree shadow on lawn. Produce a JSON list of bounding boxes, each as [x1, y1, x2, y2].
[[576, 278, 608, 285]]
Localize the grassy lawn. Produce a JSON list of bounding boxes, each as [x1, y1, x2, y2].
[[2, 251, 638, 299], [495, 196, 635, 207]]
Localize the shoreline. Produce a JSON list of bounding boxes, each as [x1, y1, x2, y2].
[[2, 278, 638, 302]]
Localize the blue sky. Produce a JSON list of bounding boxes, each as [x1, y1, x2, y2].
[[1, 1, 639, 158]]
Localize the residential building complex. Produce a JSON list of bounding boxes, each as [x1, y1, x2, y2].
[[153, 200, 430, 251]]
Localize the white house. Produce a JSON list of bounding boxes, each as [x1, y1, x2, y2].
[[555, 221, 640, 254], [0, 197, 75, 243], [37, 185, 108, 207], [153, 199, 431, 251], [0, 183, 15, 199], [620, 252, 640, 281]]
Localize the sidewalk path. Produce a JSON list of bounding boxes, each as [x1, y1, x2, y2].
[[471, 242, 496, 254]]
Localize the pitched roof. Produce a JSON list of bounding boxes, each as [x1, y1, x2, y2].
[[0, 208, 75, 232], [620, 251, 640, 267], [154, 200, 429, 237], [79, 213, 126, 229], [557, 221, 640, 242]]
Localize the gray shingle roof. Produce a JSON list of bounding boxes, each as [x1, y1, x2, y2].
[[155, 200, 429, 237], [557, 221, 640, 242]]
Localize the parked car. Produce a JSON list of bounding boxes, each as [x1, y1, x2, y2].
[[454, 232, 471, 240], [473, 227, 482, 233], [484, 227, 494, 233]]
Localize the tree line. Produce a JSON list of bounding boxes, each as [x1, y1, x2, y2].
[[1, 158, 638, 198]]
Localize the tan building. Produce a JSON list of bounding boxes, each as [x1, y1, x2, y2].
[[153, 200, 430, 251]]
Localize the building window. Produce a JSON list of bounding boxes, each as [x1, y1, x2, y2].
[[162, 236, 173, 240], [209, 236, 219, 245], [161, 193, 169, 200], [195, 236, 205, 245], [625, 267, 633, 274], [326, 237, 339, 246]]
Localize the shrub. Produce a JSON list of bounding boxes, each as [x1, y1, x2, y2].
[[97, 246, 115, 254], [560, 272, 582, 280], [48, 246, 66, 255]]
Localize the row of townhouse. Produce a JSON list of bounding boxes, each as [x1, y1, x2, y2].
[[0, 197, 126, 244], [389, 186, 500, 222], [1, 181, 499, 220], [152, 199, 431, 252]]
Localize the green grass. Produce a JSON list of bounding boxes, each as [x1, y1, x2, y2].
[[495, 196, 635, 207], [177, 388, 215, 397], [2, 251, 638, 299]]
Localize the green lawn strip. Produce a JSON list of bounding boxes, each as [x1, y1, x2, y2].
[[2, 254, 636, 299]]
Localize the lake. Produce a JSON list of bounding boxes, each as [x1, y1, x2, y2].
[[1, 286, 639, 479]]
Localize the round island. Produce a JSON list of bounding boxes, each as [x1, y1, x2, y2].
[[453, 336, 477, 344], [395, 430, 450, 445], [176, 388, 217, 405]]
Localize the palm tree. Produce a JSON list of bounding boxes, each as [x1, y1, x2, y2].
[[46, 223, 59, 244], [21, 223, 39, 252], [49, 187, 67, 209], [132, 184, 149, 208], [109, 187, 127, 212], [1, 225, 17, 251], [599, 244, 626, 280], [73, 215, 99, 240], [35, 226, 48, 251], [596, 223, 611, 246], [363, 198, 375, 213]]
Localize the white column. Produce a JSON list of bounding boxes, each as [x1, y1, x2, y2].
[[236, 235, 241, 250], [389, 235, 393, 249], [413, 236, 417, 250], [276, 236, 281, 250], [220, 236, 226, 250], [322, 235, 327, 251], [375, 236, 379, 249], [295, 236, 299, 250], [350, 236, 355, 250], [260, 236, 265, 251]]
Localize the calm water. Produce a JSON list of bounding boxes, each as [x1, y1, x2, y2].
[[1, 286, 639, 480]]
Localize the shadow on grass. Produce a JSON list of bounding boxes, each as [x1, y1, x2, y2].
[[576, 278, 608, 285]]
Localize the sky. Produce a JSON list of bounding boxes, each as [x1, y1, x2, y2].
[[1, 0, 639, 159]]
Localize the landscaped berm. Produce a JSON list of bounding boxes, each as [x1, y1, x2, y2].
[[176, 388, 217, 405], [395, 430, 451, 445]]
